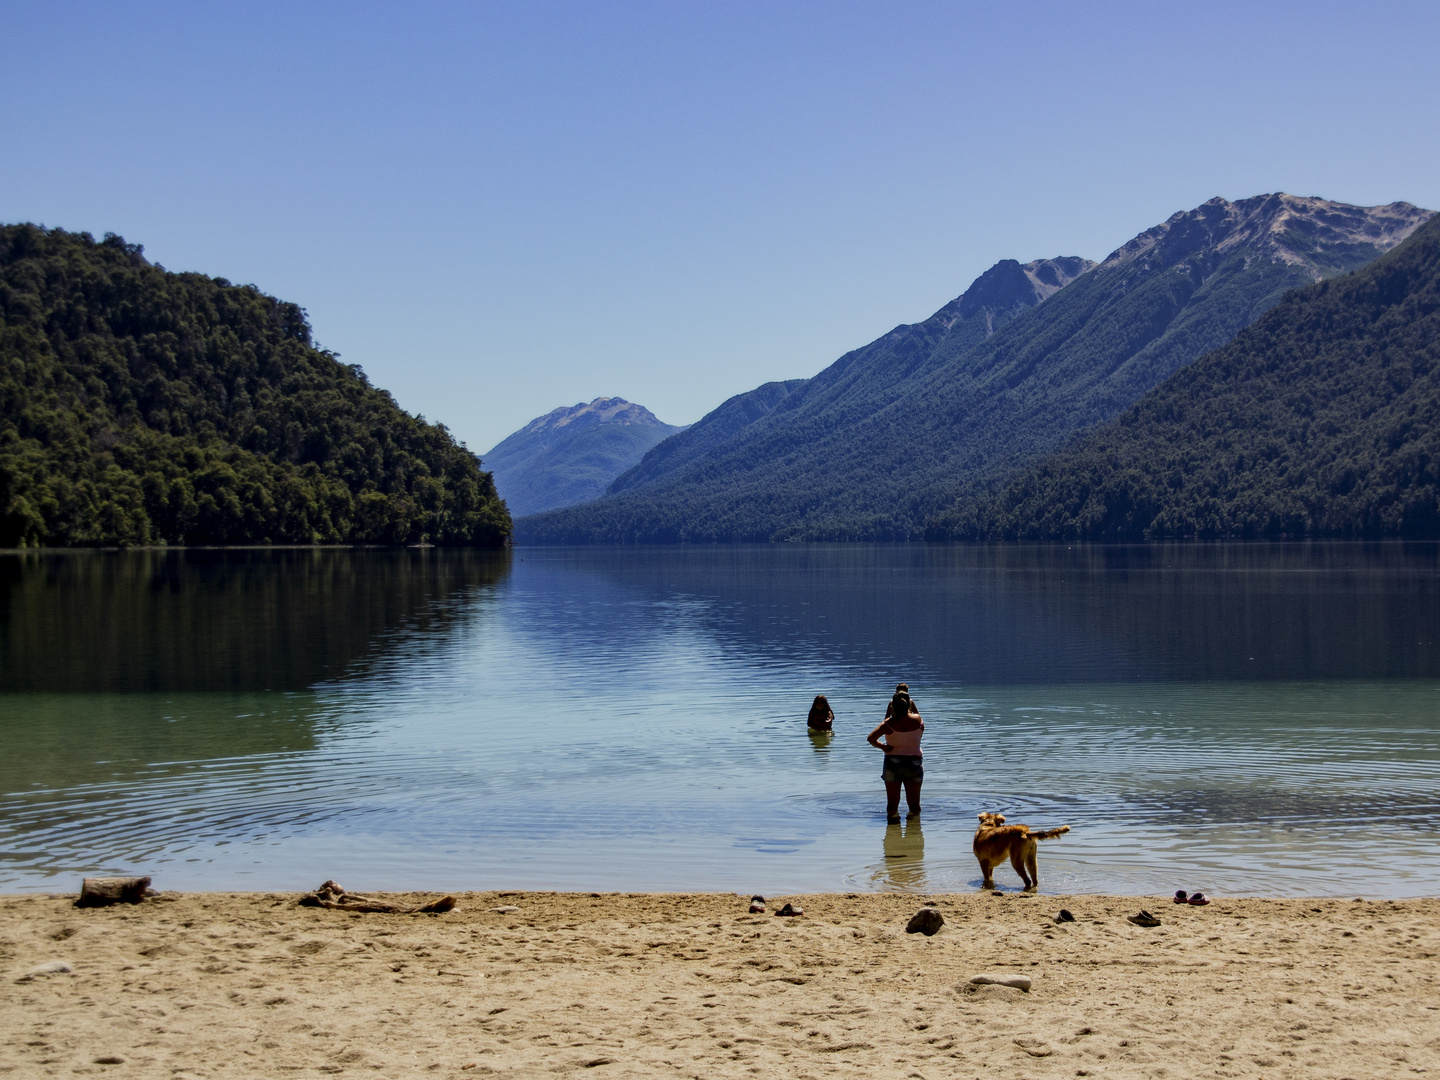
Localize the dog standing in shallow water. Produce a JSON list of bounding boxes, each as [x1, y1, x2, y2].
[[973, 812, 1070, 891]]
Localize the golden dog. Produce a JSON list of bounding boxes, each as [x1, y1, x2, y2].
[[973, 812, 1070, 891]]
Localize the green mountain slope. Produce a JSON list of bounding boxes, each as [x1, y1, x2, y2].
[[485, 397, 681, 517], [0, 225, 510, 547], [930, 213, 1440, 540], [609, 380, 804, 493], [518, 255, 1096, 542], [518, 196, 1429, 544]]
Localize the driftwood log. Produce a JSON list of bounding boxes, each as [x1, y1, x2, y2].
[[298, 879, 456, 914], [75, 876, 152, 908]]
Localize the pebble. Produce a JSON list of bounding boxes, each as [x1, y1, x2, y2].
[[93, 1056, 126, 1065], [969, 973, 1032, 991], [490, 906, 521, 914], [17, 960, 73, 982], [905, 907, 945, 936]]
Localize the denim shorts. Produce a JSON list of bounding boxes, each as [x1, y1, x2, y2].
[[881, 755, 924, 783]]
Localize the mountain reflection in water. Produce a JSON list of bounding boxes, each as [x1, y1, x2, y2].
[[525, 543, 1439, 683], [1, 543, 1437, 896]]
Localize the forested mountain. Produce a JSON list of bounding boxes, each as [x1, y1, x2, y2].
[[518, 256, 1094, 541], [485, 397, 681, 517], [517, 195, 1430, 544], [928, 213, 1440, 540], [0, 225, 510, 547]]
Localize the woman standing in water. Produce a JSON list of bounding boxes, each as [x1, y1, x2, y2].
[[807, 694, 834, 732], [868, 684, 923, 824]]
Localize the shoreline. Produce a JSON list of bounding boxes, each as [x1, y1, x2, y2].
[[5, 889, 1438, 1077]]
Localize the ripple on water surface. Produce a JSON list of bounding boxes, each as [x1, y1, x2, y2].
[[1, 545, 1438, 896]]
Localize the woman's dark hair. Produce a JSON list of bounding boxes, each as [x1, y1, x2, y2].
[[890, 690, 912, 720], [808, 695, 831, 724]]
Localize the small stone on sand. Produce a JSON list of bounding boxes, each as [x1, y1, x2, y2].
[[905, 907, 945, 936], [489, 906, 521, 914]]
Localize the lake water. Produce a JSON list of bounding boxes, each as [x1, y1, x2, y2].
[[2, 544, 1438, 898]]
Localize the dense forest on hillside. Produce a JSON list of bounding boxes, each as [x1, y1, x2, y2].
[[0, 225, 510, 547], [929, 215, 1440, 540], [518, 197, 1429, 544]]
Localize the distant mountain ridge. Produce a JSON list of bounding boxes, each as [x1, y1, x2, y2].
[[544, 255, 1094, 531], [518, 194, 1431, 544], [1103, 194, 1426, 278], [932, 212, 1440, 539], [486, 397, 682, 517], [609, 380, 807, 494], [506, 396, 666, 440]]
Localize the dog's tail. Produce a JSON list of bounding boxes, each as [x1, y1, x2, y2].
[[1032, 825, 1071, 841]]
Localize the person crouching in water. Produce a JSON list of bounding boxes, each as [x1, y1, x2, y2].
[[807, 694, 834, 732], [868, 684, 923, 824]]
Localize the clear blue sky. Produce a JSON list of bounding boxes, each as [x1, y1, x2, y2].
[[4, 1, 1438, 453]]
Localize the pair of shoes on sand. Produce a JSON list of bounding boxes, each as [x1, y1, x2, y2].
[[1174, 889, 1210, 905], [748, 895, 804, 917]]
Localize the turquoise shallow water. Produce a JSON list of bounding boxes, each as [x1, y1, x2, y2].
[[1, 544, 1437, 897]]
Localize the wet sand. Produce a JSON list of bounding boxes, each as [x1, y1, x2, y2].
[[3, 890, 1438, 1078]]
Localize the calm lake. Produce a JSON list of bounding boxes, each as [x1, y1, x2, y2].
[[2, 544, 1438, 898]]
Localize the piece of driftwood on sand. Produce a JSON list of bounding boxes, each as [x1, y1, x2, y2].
[[75, 876, 152, 908], [297, 879, 456, 914]]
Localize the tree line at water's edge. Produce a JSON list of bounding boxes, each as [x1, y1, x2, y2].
[[927, 214, 1440, 540], [0, 225, 510, 547]]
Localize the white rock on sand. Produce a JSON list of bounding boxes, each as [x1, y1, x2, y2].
[[2, 891, 1438, 1076], [16, 959, 73, 981]]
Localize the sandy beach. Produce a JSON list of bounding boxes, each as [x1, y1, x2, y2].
[[3, 889, 1437, 1079]]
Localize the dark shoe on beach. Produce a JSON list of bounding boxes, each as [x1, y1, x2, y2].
[[1127, 910, 1161, 927], [748, 895, 765, 913], [1187, 892, 1210, 906], [1054, 909, 1076, 923], [775, 902, 804, 917], [1174, 890, 1189, 904]]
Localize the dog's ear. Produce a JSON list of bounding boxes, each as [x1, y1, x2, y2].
[[994, 814, 1005, 824]]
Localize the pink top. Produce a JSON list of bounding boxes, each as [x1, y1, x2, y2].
[[886, 722, 923, 756]]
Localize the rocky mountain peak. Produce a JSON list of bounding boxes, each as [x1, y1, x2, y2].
[[1099, 194, 1432, 281], [517, 397, 668, 439], [946, 255, 1096, 324], [1022, 256, 1097, 301]]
